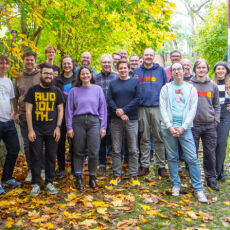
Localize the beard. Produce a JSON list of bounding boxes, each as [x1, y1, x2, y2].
[[40, 77, 54, 87]]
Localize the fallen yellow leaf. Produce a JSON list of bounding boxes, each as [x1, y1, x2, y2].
[[5, 217, 14, 228], [97, 207, 107, 215], [140, 204, 151, 210], [224, 201, 230, 206], [79, 219, 97, 227], [43, 223, 55, 229]]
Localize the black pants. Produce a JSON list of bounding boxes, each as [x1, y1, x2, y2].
[[192, 123, 217, 181], [0, 120, 20, 182], [30, 133, 58, 185]]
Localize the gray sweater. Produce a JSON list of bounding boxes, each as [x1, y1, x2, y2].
[[190, 76, 220, 124]]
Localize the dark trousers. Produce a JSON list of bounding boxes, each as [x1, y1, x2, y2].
[[192, 123, 217, 181], [72, 115, 100, 175], [99, 118, 112, 167], [0, 120, 20, 182], [30, 133, 58, 185], [216, 120, 230, 177]]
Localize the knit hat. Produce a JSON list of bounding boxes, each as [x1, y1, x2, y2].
[[213, 61, 230, 74]]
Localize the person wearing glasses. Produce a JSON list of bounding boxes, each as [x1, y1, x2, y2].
[[24, 64, 64, 196], [160, 62, 207, 203], [165, 50, 182, 81]]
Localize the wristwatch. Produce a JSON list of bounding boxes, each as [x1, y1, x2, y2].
[[56, 124, 61, 128]]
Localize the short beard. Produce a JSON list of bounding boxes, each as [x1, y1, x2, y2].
[[40, 77, 54, 87]]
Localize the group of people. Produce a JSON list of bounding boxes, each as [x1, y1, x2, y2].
[[0, 46, 229, 204]]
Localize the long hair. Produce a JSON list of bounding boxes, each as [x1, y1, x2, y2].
[[73, 65, 95, 87], [60, 56, 77, 75], [213, 67, 230, 96]]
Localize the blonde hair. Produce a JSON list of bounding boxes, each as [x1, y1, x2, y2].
[[45, 45, 56, 54]]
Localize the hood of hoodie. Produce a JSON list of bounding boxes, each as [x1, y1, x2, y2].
[[191, 76, 210, 84], [22, 68, 40, 77], [140, 62, 160, 71]]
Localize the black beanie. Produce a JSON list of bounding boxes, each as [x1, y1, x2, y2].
[[213, 61, 230, 74]]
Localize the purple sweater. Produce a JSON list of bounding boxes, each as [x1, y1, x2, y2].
[[65, 84, 107, 130]]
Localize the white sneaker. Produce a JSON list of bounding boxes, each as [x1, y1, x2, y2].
[[41, 170, 45, 181], [25, 170, 32, 182], [196, 191, 208, 203], [45, 183, 58, 195], [172, 186, 180, 196]]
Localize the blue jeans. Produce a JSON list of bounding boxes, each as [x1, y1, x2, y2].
[[162, 128, 203, 192], [0, 120, 20, 182]]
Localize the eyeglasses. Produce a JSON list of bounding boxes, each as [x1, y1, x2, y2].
[[42, 72, 53, 76], [101, 61, 111, 64], [172, 68, 183, 72], [171, 55, 181, 58]]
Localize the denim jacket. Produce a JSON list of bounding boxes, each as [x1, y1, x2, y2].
[[160, 82, 198, 130]]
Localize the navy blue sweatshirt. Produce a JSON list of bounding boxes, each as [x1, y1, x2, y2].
[[107, 77, 140, 120], [133, 63, 167, 107]]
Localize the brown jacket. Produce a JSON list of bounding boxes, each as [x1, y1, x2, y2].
[[14, 69, 40, 115]]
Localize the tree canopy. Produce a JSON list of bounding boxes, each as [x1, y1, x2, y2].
[[0, 0, 176, 76]]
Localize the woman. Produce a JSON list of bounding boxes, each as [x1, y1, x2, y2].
[[191, 59, 220, 191], [65, 66, 107, 190], [213, 61, 230, 182], [55, 56, 77, 178]]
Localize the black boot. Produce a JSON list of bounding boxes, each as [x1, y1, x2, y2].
[[207, 179, 220, 191], [76, 175, 84, 191], [89, 175, 98, 189]]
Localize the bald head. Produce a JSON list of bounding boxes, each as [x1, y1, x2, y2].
[[81, 51, 92, 66], [143, 48, 155, 69], [120, 49, 128, 59]]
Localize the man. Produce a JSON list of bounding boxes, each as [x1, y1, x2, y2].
[[75, 51, 97, 76], [37, 45, 60, 77], [0, 55, 21, 194], [14, 50, 45, 182], [191, 59, 220, 191], [133, 47, 168, 177], [95, 54, 119, 176], [24, 64, 64, 196], [120, 49, 128, 59], [108, 59, 140, 186], [181, 59, 193, 81], [165, 50, 182, 81], [160, 62, 207, 203], [112, 52, 122, 72], [129, 54, 139, 76]]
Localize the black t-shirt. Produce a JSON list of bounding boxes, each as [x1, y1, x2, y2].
[[24, 84, 64, 135]]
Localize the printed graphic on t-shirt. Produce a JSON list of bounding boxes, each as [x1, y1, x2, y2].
[[34, 92, 56, 121], [197, 91, 212, 98], [175, 89, 184, 103], [64, 83, 72, 95]]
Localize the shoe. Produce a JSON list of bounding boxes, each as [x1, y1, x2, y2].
[[41, 169, 45, 181], [76, 175, 84, 191], [2, 178, 21, 187], [30, 184, 40, 196], [57, 170, 65, 179], [172, 186, 180, 196], [97, 167, 106, 177], [130, 176, 140, 186], [45, 183, 58, 195], [158, 168, 169, 178], [89, 175, 98, 189], [25, 170, 32, 182], [110, 176, 121, 186], [217, 174, 225, 182], [207, 180, 220, 191], [195, 191, 208, 203], [138, 167, 149, 177], [0, 184, 5, 194]]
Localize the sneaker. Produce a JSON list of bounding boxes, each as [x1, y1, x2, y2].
[[130, 176, 140, 186], [207, 179, 220, 191], [57, 170, 65, 179], [97, 167, 106, 177], [172, 186, 180, 196], [30, 184, 40, 196], [195, 191, 208, 203], [0, 184, 5, 194], [41, 169, 45, 181], [110, 177, 121, 186], [45, 183, 58, 195], [25, 170, 32, 182], [2, 178, 21, 187], [158, 168, 169, 178]]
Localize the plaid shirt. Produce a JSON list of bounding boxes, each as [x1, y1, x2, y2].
[[95, 71, 119, 102]]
